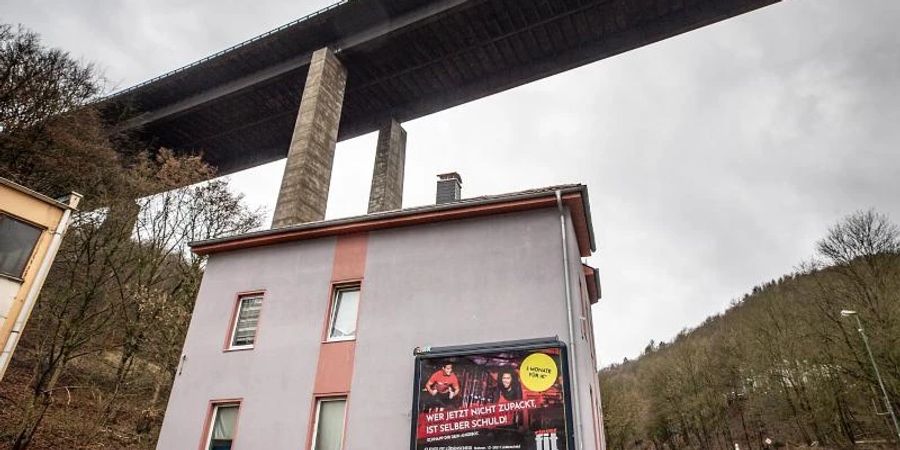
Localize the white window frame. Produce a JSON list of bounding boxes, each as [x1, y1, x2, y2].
[[228, 294, 263, 350], [325, 284, 360, 342], [204, 402, 240, 450], [310, 397, 347, 450]]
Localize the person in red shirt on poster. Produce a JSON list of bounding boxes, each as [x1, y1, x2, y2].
[[424, 363, 460, 410]]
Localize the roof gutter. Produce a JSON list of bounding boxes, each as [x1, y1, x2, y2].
[[191, 185, 595, 256]]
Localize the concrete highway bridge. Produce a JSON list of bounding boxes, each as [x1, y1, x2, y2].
[[102, 0, 779, 227]]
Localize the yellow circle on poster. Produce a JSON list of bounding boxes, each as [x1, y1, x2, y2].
[[519, 352, 558, 392]]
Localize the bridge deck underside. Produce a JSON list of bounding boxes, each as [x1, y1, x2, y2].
[[106, 0, 777, 176]]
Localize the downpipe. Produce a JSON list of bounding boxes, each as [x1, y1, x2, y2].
[[557, 190, 584, 450]]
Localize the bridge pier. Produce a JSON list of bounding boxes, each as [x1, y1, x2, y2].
[[271, 47, 409, 225], [367, 119, 407, 213], [272, 47, 347, 228]]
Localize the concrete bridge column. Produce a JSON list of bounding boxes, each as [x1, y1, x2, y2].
[[367, 119, 407, 213], [272, 47, 347, 228]]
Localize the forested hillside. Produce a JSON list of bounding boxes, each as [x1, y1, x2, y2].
[[0, 24, 263, 448], [600, 211, 900, 449]]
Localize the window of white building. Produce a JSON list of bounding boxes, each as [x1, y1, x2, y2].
[[229, 294, 263, 349], [311, 398, 347, 450], [205, 403, 240, 450], [326, 285, 359, 341]]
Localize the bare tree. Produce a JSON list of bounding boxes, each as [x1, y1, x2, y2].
[[0, 24, 99, 133], [8, 152, 262, 449], [99, 159, 261, 428], [817, 209, 900, 268], [0, 23, 264, 449]]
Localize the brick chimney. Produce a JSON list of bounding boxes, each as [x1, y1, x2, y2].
[[435, 172, 462, 204]]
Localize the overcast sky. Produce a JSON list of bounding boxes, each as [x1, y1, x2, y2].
[[4, 0, 899, 367]]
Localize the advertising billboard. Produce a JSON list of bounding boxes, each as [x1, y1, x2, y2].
[[411, 340, 573, 450]]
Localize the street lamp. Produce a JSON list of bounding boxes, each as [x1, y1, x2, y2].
[[840, 309, 900, 441]]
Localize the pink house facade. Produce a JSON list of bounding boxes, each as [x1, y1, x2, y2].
[[157, 185, 604, 450]]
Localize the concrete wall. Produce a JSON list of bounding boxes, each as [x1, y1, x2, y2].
[[157, 207, 601, 449], [271, 47, 347, 227], [367, 119, 406, 213]]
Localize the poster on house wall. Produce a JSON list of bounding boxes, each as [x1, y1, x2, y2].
[[411, 341, 573, 450]]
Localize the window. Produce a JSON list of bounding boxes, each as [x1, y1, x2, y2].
[[205, 403, 240, 450], [312, 398, 347, 450], [578, 279, 598, 363], [0, 214, 42, 279], [326, 285, 359, 341], [229, 294, 263, 349], [584, 295, 597, 363], [589, 386, 602, 449]]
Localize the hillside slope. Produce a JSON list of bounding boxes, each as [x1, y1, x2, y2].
[[600, 214, 900, 449]]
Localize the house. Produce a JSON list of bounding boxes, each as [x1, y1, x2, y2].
[[157, 181, 603, 450], [0, 177, 81, 380]]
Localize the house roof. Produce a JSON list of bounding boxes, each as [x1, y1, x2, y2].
[[0, 177, 82, 211], [190, 184, 595, 257]]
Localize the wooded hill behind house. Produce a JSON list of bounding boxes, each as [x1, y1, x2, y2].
[[600, 213, 900, 450]]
